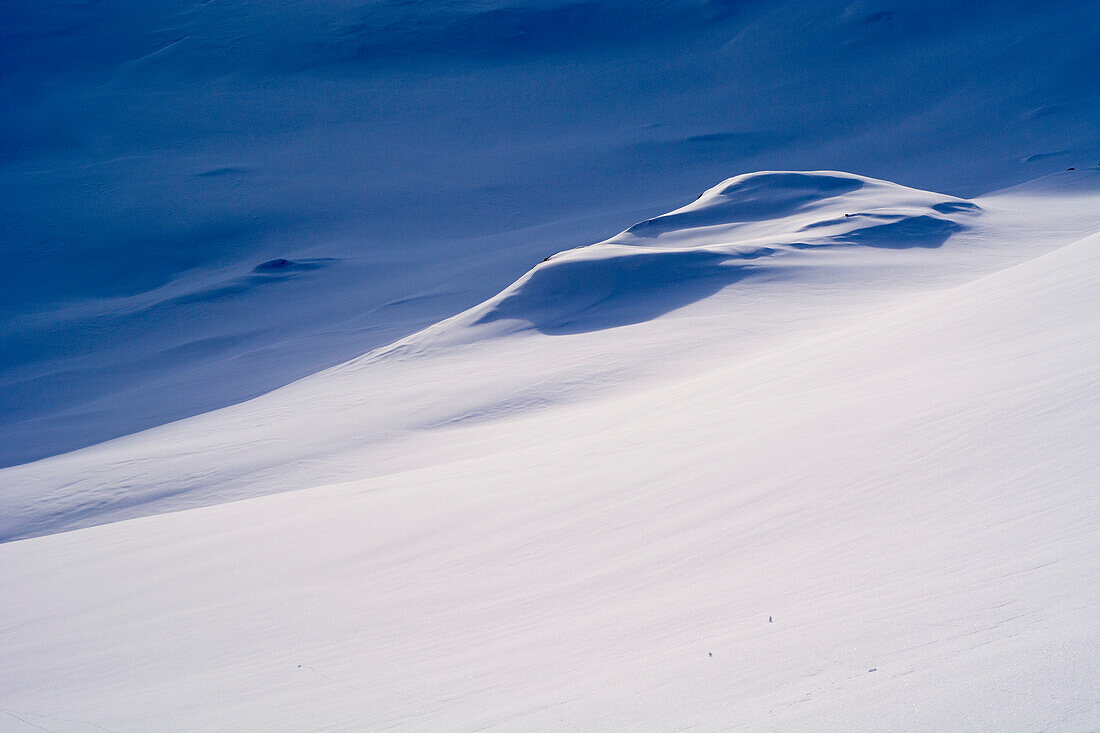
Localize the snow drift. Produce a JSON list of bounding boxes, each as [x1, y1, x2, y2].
[[473, 171, 980, 333]]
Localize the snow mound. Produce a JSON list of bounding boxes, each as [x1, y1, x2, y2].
[[471, 172, 979, 334], [613, 171, 980, 246]]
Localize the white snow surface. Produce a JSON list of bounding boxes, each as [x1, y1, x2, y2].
[[3, 1, 1100, 729], [1, 168, 1098, 730]]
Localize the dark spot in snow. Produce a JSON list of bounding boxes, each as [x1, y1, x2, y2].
[[868, 667, 877, 672], [252, 258, 330, 274], [257, 258, 292, 270]]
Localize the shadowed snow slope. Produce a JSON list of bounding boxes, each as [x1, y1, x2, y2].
[[0, 170, 1096, 544], [1, 174, 1098, 730], [3, 0, 1099, 466]]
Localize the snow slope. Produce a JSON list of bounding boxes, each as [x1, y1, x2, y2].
[[3, 1, 1100, 728], [3, 0, 1099, 466], [1, 170, 1098, 730], [4, 169, 1097, 541]]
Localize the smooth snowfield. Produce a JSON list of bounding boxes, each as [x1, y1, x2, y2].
[[1, 170, 1098, 730]]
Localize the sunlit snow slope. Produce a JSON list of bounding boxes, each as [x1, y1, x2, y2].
[[3, 0, 1100, 729], [3, 0, 1099, 465], [1, 169, 1098, 730]]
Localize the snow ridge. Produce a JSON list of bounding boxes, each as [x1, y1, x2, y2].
[[466, 171, 980, 335]]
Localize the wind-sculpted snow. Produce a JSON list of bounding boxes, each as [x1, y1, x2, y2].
[[2, 170, 1097, 543], [470, 172, 980, 334], [4, 0, 1100, 466], [2, 0, 1099, 724]]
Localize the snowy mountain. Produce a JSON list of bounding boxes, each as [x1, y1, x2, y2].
[[2, 1, 1099, 731]]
